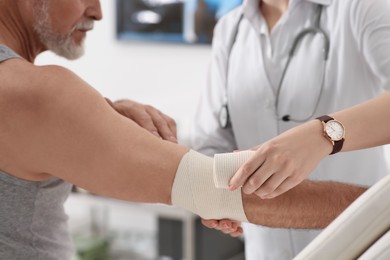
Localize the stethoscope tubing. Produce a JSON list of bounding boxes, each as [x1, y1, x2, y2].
[[220, 4, 329, 129]]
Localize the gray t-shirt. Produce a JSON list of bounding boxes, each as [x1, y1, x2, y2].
[[0, 45, 74, 259]]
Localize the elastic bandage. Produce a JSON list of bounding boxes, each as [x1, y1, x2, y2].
[[172, 150, 254, 222], [213, 150, 255, 189]]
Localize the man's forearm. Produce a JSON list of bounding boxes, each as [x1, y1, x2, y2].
[[172, 151, 366, 227], [243, 180, 367, 229]]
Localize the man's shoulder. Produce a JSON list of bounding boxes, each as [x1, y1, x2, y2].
[[0, 61, 81, 99], [0, 61, 95, 122]]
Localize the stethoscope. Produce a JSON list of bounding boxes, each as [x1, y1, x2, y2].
[[219, 4, 330, 129]]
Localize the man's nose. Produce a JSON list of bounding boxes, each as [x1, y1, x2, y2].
[[85, 0, 103, 21]]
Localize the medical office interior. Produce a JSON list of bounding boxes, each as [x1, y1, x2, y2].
[[35, 0, 245, 259], [34, 0, 390, 260]]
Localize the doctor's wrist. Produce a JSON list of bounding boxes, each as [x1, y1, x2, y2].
[[309, 119, 334, 157]]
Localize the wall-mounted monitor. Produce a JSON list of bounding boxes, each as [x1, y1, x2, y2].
[[116, 0, 242, 44]]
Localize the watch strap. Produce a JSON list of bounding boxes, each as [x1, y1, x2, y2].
[[316, 115, 344, 155], [332, 138, 344, 155], [316, 115, 333, 123]]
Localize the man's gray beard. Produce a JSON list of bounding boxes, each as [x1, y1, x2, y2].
[[33, 1, 89, 60]]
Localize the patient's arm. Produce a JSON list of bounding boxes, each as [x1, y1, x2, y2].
[[243, 180, 366, 229], [0, 64, 187, 204], [0, 63, 366, 229], [203, 180, 366, 234]]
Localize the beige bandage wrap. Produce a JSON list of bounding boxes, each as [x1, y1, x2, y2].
[[213, 150, 255, 189], [171, 150, 248, 222]]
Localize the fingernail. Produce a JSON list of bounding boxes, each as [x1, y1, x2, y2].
[[169, 136, 177, 142], [228, 185, 236, 191], [152, 131, 160, 137]]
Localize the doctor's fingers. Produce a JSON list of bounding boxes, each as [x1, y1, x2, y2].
[[252, 161, 302, 198], [110, 99, 177, 142], [240, 150, 284, 194], [229, 151, 267, 190], [253, 172, 290, 198], [107, 100, 164, 139], [139, 106, 178, 143], [261, 177, 301, 199], [150, 110, 177, 143], [241, 167, 275, 195]]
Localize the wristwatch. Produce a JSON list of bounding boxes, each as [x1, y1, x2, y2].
[[316, 115, 345, 155]]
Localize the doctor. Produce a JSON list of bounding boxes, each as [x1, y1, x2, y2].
[[191, 0, 390, 259]]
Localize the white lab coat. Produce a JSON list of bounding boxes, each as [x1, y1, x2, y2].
[[191, 0, 390, 259]]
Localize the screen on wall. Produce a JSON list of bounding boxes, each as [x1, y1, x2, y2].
[[116, 0, 242, 44]]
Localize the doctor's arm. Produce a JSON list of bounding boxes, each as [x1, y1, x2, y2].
[[230, 0, 390, 199], [229, 91, 390, 200]]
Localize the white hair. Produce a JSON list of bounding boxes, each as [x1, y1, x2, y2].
[[32, 0, 93, 60]]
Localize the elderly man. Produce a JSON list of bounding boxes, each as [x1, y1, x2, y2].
[[0, 0, 366, 259]]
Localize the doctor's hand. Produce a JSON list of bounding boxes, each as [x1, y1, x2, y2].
[[229, 120, 332, 199], [201, 219, 243, 237], [105, 98, 177, 143]]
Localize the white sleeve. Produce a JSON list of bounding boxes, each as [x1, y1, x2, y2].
[[350, 0, 390, 90], [190, 12, 242, 156]]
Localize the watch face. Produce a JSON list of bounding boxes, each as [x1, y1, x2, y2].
[[325, 120, 345, 141]]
